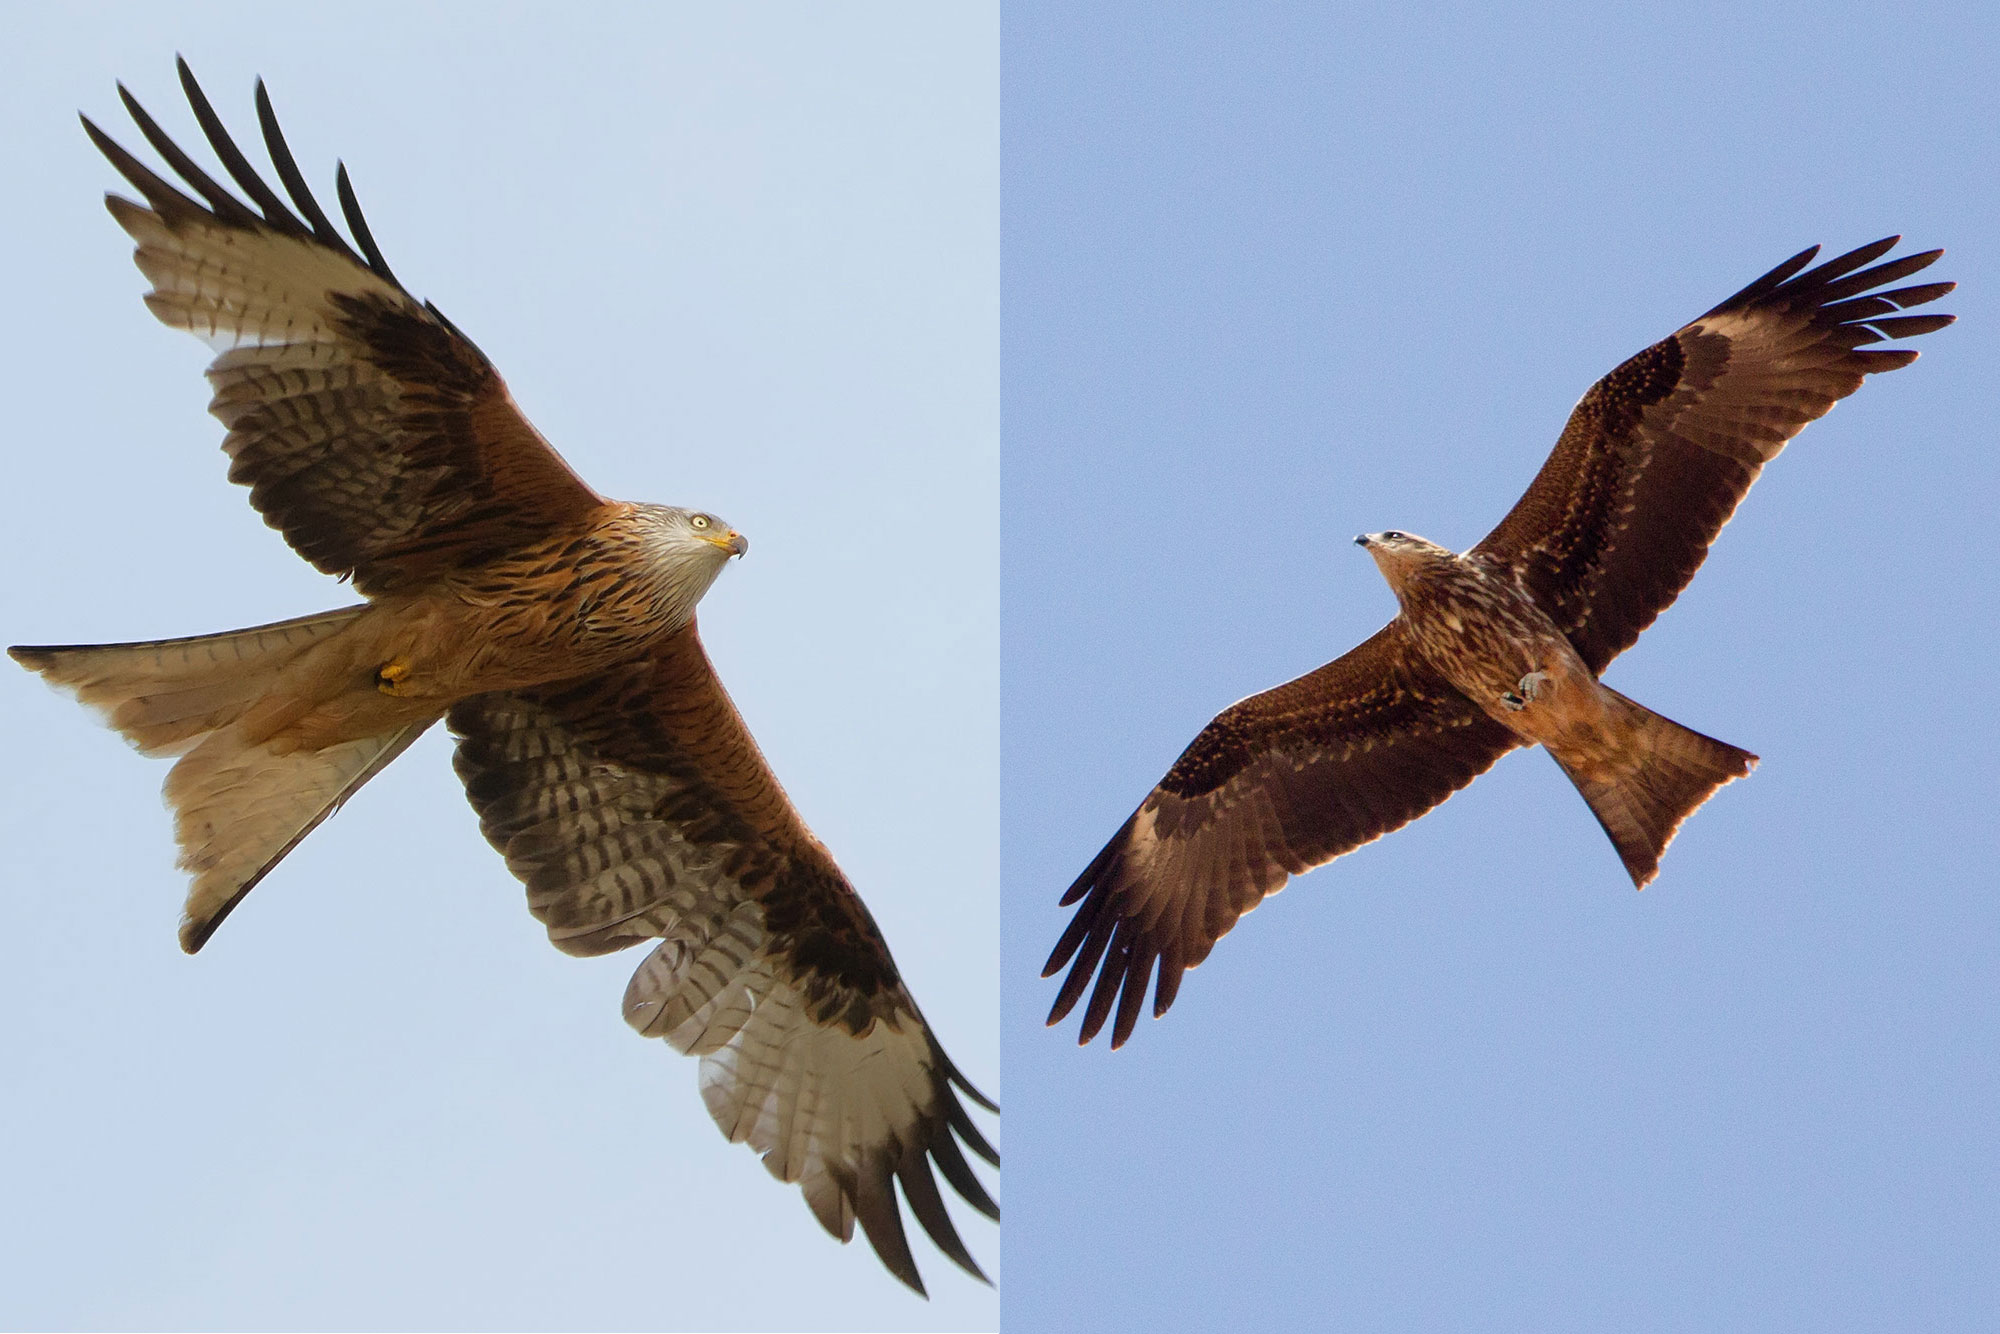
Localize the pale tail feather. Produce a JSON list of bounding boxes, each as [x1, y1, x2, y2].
[[9, 608, 366, 755], [10, 607, 427, 951], [167, 720, 432, 951], [1551, 688, 1758, 888]]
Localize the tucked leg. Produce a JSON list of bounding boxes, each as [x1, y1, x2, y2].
[[1499, 670, 1552, 712], [376, 658, 413, 696]]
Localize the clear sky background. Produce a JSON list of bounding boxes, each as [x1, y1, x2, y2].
[[0, 6, 995, 1331], [1005, 4, 1997, 1331]]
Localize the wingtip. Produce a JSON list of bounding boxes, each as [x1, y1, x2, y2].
[[78, 109, 127, 165], [951, 1074, 999, 1118], [1047, 993, 1088, 1039], [252, 77, 278, 134], [175, 57, 211, 116]]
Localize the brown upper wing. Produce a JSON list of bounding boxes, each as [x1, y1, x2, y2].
[[1044, 624, 1521, 1048], [88, 60, 603, 596], [448, 621, 997, 1296], [1474, 238, 1953, 675]]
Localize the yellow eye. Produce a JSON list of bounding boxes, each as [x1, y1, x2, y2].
[[691, 514, 710, 530]]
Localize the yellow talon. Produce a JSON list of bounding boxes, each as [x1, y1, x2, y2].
[[376, 659, 413, 696]]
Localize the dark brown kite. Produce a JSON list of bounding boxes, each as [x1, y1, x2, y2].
[[9, 63, 995, 1294], [1046, 237, 1953, 1048]]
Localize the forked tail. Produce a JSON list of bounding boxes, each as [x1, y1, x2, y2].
[[11, 608, 430, 950], [10, 609, 366, 755], [164, 720, 430, 949], [1549, 687, 1758, 888]]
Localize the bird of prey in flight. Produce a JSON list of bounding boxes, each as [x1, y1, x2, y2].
[[10, 62, 995, 1295], [1045, 237, 1953, 1049]]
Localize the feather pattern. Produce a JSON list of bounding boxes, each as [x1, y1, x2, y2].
[[1475, 238, 1954, 674], [1045, 627, 1519, 1047], [451, 622, 997, 1295], [85, 57, 603, 595]]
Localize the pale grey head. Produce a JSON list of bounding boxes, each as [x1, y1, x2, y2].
[[630, 503, 749, 628], [1354, 529, 1459, 600]]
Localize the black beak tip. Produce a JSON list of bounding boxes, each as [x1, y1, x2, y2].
[[1353, 534, 1370, 547]]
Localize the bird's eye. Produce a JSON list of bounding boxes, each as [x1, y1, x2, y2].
[[691, 514, 710, 529], [1383, 530, 1403, 542]]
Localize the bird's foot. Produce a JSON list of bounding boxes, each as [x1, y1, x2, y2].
[[376, 658, 414, 696], [1499, 670, 1551, 712]]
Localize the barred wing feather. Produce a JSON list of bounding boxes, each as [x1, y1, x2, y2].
[[87, 59, 603, 595], [449, 622, 997, 1295]]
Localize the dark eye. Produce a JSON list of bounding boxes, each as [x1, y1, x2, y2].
[[690, 514, 711, 530], [1383, 530, 1404, 542]]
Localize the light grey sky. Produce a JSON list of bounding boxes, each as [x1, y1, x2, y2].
[[1, 6, 996, 1330]]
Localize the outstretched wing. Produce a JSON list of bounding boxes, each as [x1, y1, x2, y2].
[[89, 60, 604, 596], [448, 621, 997, 1296], [1045, 625, 1520, 1048], [1475, 238, 1953, 674]]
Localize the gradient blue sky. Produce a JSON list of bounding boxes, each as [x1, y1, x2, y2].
[[1004, 4, 1997, 1331], [1, 6, 995, 1331]]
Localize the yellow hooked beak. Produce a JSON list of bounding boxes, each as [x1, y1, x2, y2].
[[703, 529, 749, 558]]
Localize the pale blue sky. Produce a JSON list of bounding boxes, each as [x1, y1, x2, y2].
[[0, 6, 995, 1331], [1004, 3, 1998, 1331]]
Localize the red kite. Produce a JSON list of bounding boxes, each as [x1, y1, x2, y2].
[[11, 62, 994, 1294]]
